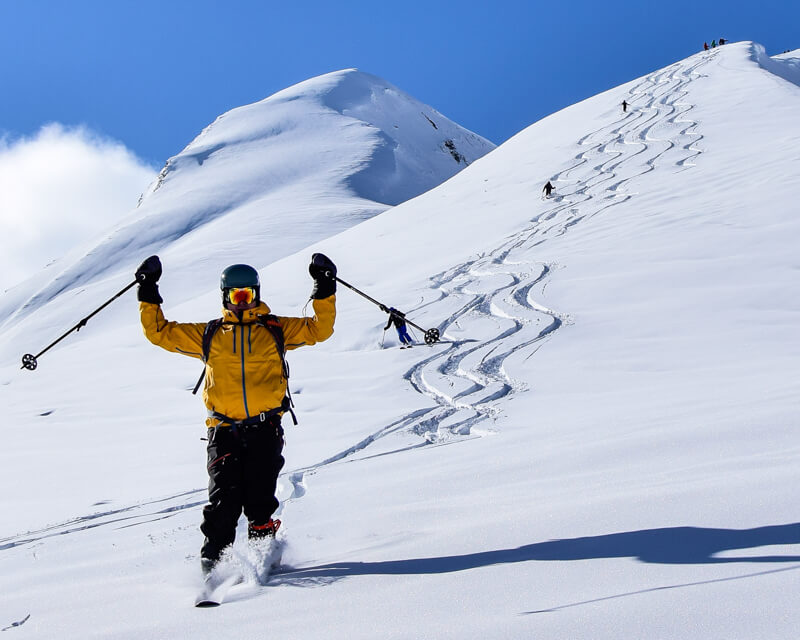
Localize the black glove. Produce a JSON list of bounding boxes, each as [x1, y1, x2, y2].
[[308, 253, 336, 299], [135, 255, 163, 304]]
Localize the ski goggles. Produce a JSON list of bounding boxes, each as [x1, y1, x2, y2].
[[226, 287, 257, 306]]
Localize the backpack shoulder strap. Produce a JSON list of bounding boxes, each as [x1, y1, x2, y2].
[[256, 314, 287, 377], [192, 318, 224, 395], [201, 318, 225, 363], [256, 314, 297, 425]]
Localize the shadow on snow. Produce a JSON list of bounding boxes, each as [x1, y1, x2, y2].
[[275, 522, 800, 587]]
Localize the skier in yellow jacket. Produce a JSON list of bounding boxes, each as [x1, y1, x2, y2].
[[136, 253, 336, 573]]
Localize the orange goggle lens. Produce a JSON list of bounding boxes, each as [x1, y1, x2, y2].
[[227, 287, 256, 305]]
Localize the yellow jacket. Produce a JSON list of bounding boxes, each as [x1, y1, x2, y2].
[[140, 297, 335, 426]]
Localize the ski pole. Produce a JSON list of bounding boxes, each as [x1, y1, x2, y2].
[[330, 274, 440, 344], [21, 276, 143, 371]]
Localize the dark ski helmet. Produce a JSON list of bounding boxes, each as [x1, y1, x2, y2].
[[220, 264, 260, 309]]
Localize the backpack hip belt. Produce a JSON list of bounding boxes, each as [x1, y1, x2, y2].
[[207, 399, 290, 428]]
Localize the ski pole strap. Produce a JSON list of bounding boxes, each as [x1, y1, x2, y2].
[[192, 368, 206, 395], [283, 387, 298, 425]]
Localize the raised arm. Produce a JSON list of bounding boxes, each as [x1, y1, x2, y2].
[[136, 255, 205, 358], [280, 253, 337, 349]]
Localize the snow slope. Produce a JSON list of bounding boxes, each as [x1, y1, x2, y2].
[[765, 46, 800, 85], [2, 42, 800, 639], [0, 68, 493, 330]]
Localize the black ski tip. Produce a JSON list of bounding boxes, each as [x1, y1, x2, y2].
[[195, 599, 221, 608]]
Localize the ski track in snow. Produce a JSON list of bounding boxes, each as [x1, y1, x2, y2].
[[274, 51, 718, 533], [314, 51, 717, 453], [0, 490, 205, 550], [0, 53, 717, 575]]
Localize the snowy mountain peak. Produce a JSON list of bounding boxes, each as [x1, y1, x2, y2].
[[1, 69, 494, 327], [143, 67, 493, 208]]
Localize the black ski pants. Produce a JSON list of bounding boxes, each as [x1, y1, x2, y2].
[[200, 417, 285, 561]]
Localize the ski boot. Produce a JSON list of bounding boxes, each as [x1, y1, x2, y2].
[[248, 518, 281, 540]]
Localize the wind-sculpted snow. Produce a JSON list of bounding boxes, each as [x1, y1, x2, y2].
[[759, 45, 800, 88]]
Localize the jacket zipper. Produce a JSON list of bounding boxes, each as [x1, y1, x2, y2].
[[238, 325, 250, 417]]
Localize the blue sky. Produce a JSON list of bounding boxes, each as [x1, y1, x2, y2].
[[0, 0, 797, 166]]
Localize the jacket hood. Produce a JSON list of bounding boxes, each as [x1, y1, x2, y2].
[[221, 300, 273, 323]]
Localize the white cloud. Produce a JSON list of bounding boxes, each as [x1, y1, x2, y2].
[[0, 124, 157, 291]]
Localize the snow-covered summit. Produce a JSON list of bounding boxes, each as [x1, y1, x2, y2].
[[143, 68, 493, 209], [0, 69, 493, 328]]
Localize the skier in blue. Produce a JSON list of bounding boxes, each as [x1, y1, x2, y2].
[[384, 307, 414, 348]]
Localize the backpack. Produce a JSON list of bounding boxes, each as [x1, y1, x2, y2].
[[191, 314, 296, 423]]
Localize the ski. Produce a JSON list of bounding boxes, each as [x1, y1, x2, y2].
[[399, 340, 459, 348], [193, 537, 285, 607], [194, 569, 242, 607]]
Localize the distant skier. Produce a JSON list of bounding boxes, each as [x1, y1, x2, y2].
[[711, 39, 717, 48], [543, 181, 555, 198], [135, 253, 337, 575], [703, 42, 709, 51], [384, 307, 414, 348], [622, 100, 628, 112], [719, 38, 726, 45]]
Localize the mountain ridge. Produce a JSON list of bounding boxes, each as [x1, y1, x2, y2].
[[0, 69, 494, 329]]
